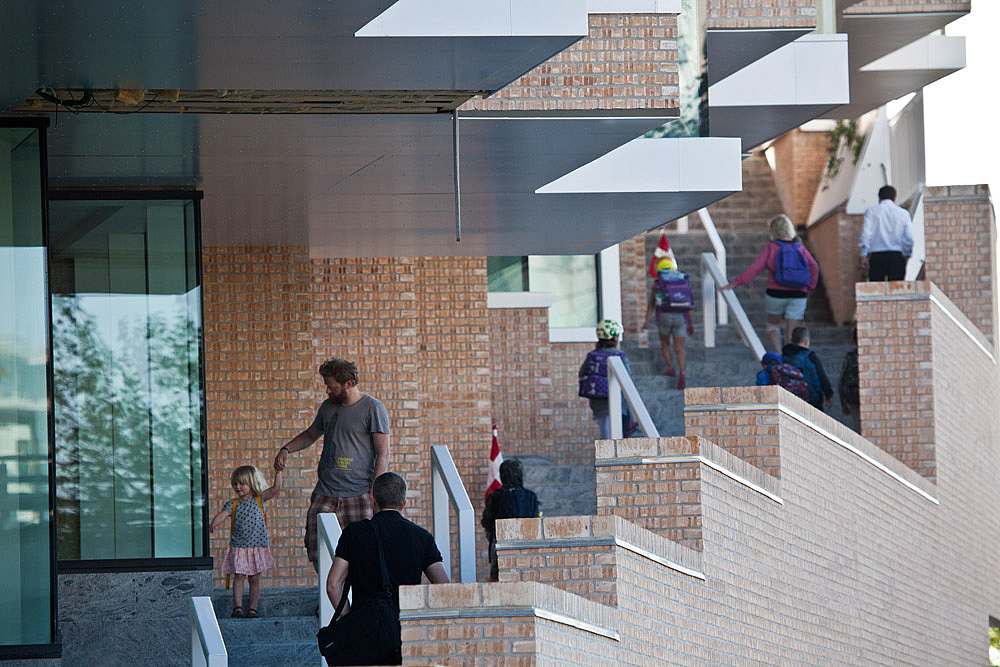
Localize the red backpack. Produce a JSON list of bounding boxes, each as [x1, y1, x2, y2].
[[769, 362, 811, 402]]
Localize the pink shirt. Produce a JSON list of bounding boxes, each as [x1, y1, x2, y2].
[[730, 241, 819, 293]]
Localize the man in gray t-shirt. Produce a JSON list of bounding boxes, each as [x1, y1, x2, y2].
[[274, 358, 391, 568]]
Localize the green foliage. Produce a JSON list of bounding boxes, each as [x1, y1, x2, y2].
[[825, 119, 866, 180]]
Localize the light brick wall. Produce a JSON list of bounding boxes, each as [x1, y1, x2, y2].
[[772, 129, 829, 228], [463, 13, 679, 112], [683, 390, 783, 477], [707, 0, 818, 28], [923, 184, 997, 343], [204, 249, 493, 587]]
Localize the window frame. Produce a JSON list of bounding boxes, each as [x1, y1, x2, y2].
[[47, 187, 211, 572]]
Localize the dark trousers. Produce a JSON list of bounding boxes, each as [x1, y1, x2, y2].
[[868, 251, 907, 282]]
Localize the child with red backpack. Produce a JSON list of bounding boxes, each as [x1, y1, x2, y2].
[[578, 319, 638, 439], [756, 352, 811, 403], [643, 258, 695, 389]]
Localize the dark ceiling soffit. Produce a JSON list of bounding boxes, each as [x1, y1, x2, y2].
[[707, 28, 812, 85], [709, 103, 840, 150], [460, 108, 680, 119]]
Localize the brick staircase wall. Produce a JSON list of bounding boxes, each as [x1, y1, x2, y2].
[[707, 0, 818, 28], [771, 129, 829, 228], [398, 289, 1000, 662]]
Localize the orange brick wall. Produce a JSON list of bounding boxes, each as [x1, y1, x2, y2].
[[923, 185, 997, 343], [463, 13, 679, 112], [204, 249, 493, 587], [683, 389, 783, 478], [771, 129, 829, 228], [806, 208, 863, 325], [550, 342, 599, 467], [619, 233, 649, 340], [855, 282, 937, 481]]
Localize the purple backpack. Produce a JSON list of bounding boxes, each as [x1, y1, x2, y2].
[[578, 349, 625, 399], [773, 240, 812, 290], [654, 271, 694, 313], [769, 363, 811, 402]]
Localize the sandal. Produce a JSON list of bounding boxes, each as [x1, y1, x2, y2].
[[231, 606, 244, 618], [247, 608, 258, 618]]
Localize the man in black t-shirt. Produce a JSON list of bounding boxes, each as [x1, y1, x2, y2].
[[327, 472, 449, 616]]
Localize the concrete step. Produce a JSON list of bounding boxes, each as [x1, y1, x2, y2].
[[219, 615, 319, 644], [211, 586, 317, 619], [226, 639, 321, 667], [518, 455, 596, 517]]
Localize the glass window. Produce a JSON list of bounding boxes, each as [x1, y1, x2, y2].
[[0, 125, 54, 646], [487, 256, 529, 292], [49, 196, 206, 561], [527, 255, 599, 328]]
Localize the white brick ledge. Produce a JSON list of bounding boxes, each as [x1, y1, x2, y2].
[[401, 606, 621, 641]]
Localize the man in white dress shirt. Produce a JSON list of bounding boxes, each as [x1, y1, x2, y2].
[[860, 185, 914, 282]]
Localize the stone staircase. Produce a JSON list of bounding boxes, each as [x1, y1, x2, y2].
[[211, 587, 320, 666], [629, 154, 858, 436]]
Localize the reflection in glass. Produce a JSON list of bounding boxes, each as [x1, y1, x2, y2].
[[527, 255, 599, 328], [49, 198, 205, 561], [0, 126, 53, 646], [487, 256, 529, 292], [646, 0, 708, 139]]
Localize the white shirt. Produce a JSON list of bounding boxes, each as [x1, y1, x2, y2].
[[860, 199, 914, 257]]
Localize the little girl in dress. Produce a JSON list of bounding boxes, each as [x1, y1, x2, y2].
[[210, 465, 282, 618]]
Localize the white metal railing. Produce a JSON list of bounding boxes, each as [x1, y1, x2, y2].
[[608, 355, 659, 439], [191, 596, 227, 667], [318, 512, 344, 634], [905, 188, 926, 281], [701, 252, 767, 361], [431, 445, 476, 583], [697, 208, 728, 326]]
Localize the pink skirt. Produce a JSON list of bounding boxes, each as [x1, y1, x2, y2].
[[221, 546, 275, 576]]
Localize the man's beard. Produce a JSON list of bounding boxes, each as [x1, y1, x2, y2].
[[328, 392, 346, 405]]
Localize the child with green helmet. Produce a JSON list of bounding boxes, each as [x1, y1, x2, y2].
[[578, 319, 637, 438]]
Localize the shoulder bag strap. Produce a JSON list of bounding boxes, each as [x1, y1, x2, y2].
[[371, 520, 393, 594], [255, 494, 266, 528]]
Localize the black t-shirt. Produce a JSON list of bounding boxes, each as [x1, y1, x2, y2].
[[334, 510, 442, 608]]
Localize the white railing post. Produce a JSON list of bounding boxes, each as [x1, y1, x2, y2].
[[607, 356, 659, 439], [702, 254, 717, 350], [697, 208, 728, 326], [702, 252, 767, 361], [609, 370, 624, 439], [318, 512, 343, 634], [191, 597, 227, 667], [431, 445, 476, 583]]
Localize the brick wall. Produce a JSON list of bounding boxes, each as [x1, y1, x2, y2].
[[619, 233, 649, 340], [923, 184, 997, 343], [771, 129, 829, 228], [487, 310, 595, 466], [204, 249, 493, 587], [391, 279, 1000, 664], [845, 0, 970, 14], [806, 208, 863, 325], [707, 0, 818, 28], [463, 13, 679, 112]]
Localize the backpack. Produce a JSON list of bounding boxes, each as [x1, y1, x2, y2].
[[785, 350, 822, 404], [578, 348, 625, 399], [839, 349, 859, 406], [773, 240, 812, 290], [490, 487, 540, 524], [768, 362, 812, 402], [654, 270, 695, 313]]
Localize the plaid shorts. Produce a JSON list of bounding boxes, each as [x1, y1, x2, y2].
[[304, 491, 373, 564]]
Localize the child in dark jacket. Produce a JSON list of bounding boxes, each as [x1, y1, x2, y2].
[[781, 326, 833, 412], [482, 459, 540, 581], [578, 319, 636, 439], [756, 352, 784, 386]]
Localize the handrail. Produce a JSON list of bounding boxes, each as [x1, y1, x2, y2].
[[697, 208, 728, 326], [190, 596, 227, 667], [318, 512, 344, 631], [701, 252, 767, 362], [431, 445, 476, 583], [607, 355, 659, 439], [905, 187, 925, 281]]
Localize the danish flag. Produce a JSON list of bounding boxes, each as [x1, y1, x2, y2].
[[485, 423, 504, 501]]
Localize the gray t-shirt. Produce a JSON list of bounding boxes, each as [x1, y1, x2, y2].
[[310, 394, 391, 497]]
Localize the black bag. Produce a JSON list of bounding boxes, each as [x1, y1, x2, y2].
[[317, 521, 402, 666]]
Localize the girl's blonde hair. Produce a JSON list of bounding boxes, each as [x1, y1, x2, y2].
[[231, 465, 267, 497], [768, 214, 796, 241]]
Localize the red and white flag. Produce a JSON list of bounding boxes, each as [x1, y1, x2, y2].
[[485, 423, 504, 501]]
